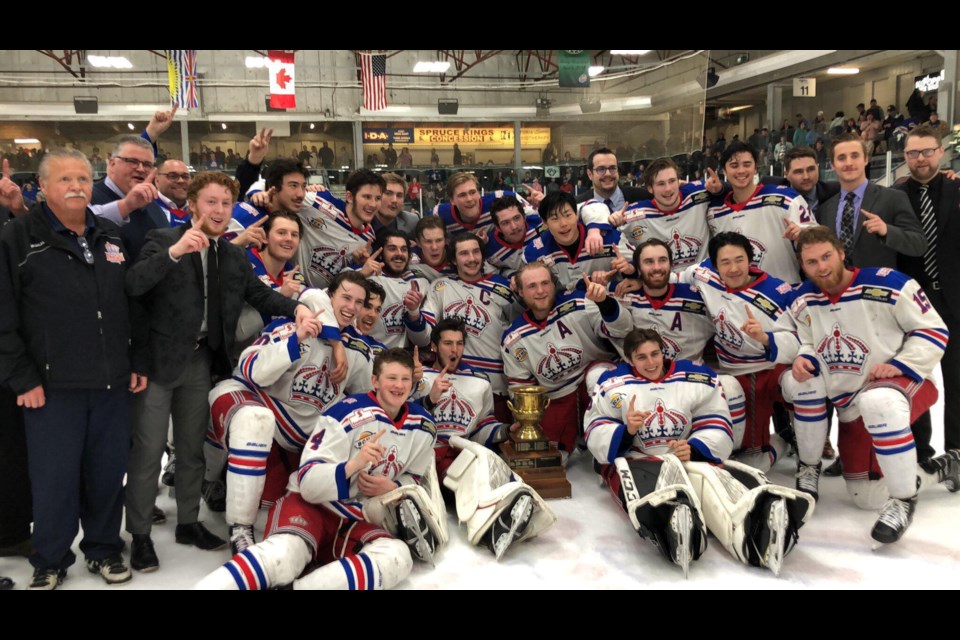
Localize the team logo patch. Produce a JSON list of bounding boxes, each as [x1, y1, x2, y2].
[[713, 307, 744, 349], [877, 268, 892, 277], [239, 202, 259, 216], [104, 242, 125, 263], [382, 302, 406, 335], [432, 389, 476, 433], [667, 228, 703, 267], [861, 287, 892, 303], [536, 342, 583, 382], [761, 195, 785, 207], [750, 296, 778, 317], [310, 245, 348, 281], [514, 347, 528, 363], [816, 323, 869, 375], [630, 224, 648, 242], [290, 361, 340, 410], [685, 372, 712, 385], [434, 281, 445, 292], [288, 515, 309, 527], [555, 300, 579, 317], [445, 297, 491, 336], [692, 191, 710, 204], [776, 282, 792, 295], [610, 393, 624, 409], [305, 216, 325, 231], [682, 301, 706, 314], [372, 445, 402, 477], [638, 398, 688, 440], [660, 335, 682, 361]]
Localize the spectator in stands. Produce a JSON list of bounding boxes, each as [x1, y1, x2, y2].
[[925, 112, 950, 139]]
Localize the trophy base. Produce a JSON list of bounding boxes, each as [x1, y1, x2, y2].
[[500, 438, 572, 499]]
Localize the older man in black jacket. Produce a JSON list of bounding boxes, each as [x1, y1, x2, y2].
[[123, 171, 316, 572], [0, 148, 149, 589]]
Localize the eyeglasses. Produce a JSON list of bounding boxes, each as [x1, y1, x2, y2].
[[160, 172, 190, 181], [592, 165, 618, 175], [76, 236, 95, 265], [115, 156, 155, 170], [904, 148, 941, 160]]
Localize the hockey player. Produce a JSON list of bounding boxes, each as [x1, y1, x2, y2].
[[411, 318, 555, 558], [485, 194, 543, 276], [582, 158, 723, 274], [410, 216, 456, 282], [706, 141, 813, 285], [585, 328, 814, 576], [524, 190, 622, 292], [430, 172, 531, 237], [208, 271, 376, 554], [366, 228, 429, 349], [772, 226, 958, 543], [406, 232, 521, 421], [502, 261, 631, 454], [235, 211, 306, 345], [688, 232, 797, 471], [196, 349, 437, 590]]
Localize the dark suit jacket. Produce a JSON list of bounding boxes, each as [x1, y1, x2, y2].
[[92, 178, 168, 261], [894, 176, 960, 316], [818, 182, 926, 269], [575, 185, 651, 205], [126, 225, 301, 385]]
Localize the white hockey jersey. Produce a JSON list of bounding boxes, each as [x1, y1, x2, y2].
[[706, 184, 812, 285], [218, 317, 373, 452], [368, 271, 429, 349], [484, 213, 544, 276], [408, 251, 457, 283], [584, 360, 734, 464], [292, 393, 437, 520], [407, 274, 521, 395], [430, 190, 528, 237], [411, 366, 506, 447], [617, 283, 714, 363], [523, 221, 622, 292], [689, 263, 793, 375], [501, 290, 632, 399], [581, 183, 712, 272], [769, 267, 949, 410]]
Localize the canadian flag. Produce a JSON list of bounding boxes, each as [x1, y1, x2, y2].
[[268, 50, 296, 109]]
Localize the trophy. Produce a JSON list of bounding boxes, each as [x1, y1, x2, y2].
[[500, 385, 572, 499]]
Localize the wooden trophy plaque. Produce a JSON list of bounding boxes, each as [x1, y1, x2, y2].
[[500, 385, 572, 499]]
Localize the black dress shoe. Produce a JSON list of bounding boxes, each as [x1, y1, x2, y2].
[[175, 522, 228, 551], [0, 576, 13, 590], [131, 534, 159, 572]]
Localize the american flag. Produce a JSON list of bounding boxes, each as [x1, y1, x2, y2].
[[166, 50, 199, 109], [360, 52, 387, 111]]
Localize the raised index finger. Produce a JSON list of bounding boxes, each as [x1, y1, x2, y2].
[[628, 395, 636, 413], [743, 303, 755, 319], [251, 215, 268, 228], [370, 247, 383, 259], [369, 428, 387, 443], [861, 209, 876, 218], [2, 158, 10, 179]]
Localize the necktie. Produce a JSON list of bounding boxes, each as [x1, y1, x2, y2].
[[839, 192, 856, 266], [918, 185, 940, 283], [207, 243, 223, 352], [604, 198, 613, 212]]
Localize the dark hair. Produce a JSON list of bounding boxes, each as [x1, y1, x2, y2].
[[539, 190, 577, 221], [415, 215, 446, 241], [430, 317, 467, 347], [364, 279, 386, 305], [374, 227, 410, 255], [326, 270, 370, 301], [719, 140, 758, 167], [446, 231, 485, 265], [905, 124, 943, 147], [263, 210, 304, 237], [265, 158, 309, 191], [783, 146, 818, 172], [632, 238, 673, 274], [624, 328, 665, 360], [708, 231, 754, 265], [373, 348, 415, 376], [642, 157, 680, 191], [345, 168, 386, 196], [587, 147, 616, 170], [489, 195, 525, 228]]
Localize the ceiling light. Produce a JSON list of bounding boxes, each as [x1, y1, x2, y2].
[[127, 123, 135, 130], [87, 55, 132, 69], [245, 56, 270, 69], [588, 66, 604, 77], [611, 50, 651, 56], [413, 61, 451, 73], [827, 67, 859, 75], [14, 138, 39, 144]]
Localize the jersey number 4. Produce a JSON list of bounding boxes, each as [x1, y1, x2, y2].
[[309, 431, 325, 451]]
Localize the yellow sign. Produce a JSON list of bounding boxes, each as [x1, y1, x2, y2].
[[411, 127, 551, 147]]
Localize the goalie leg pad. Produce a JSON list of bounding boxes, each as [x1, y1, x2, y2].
[[685, 459, 814, 573], [224, 405, 275, 526], [362, 483, 447, 564], [613, 456, 707, 571], [445, 436, 556, 550]]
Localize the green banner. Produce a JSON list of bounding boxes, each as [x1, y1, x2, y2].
[[559, 50, 590, 88]]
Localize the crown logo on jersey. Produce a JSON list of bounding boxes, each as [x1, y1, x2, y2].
[[668, 228, 703, 267], [712, 307, 744, 349], [816, 323, 870, 374], [433, 389, 476, 434], [640, 398, 688, 439], [660, 335, 682, 361], [445, 297, 491, 336], [536, 342, 583, 382], [372, 445, 402, 477], [290, 361, 340, 409], [382, 302, 405, 335], [735, 227, 766, 267], [310, 246, 348, 280]]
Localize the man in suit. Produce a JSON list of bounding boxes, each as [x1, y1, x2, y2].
[[818, 133, 926, 269], [895, 125, 960, 461], [575, 147, 651, 210], [124, 172, 317, 572], [120, 157, 194, 261], [89, 135, 167, 234]]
